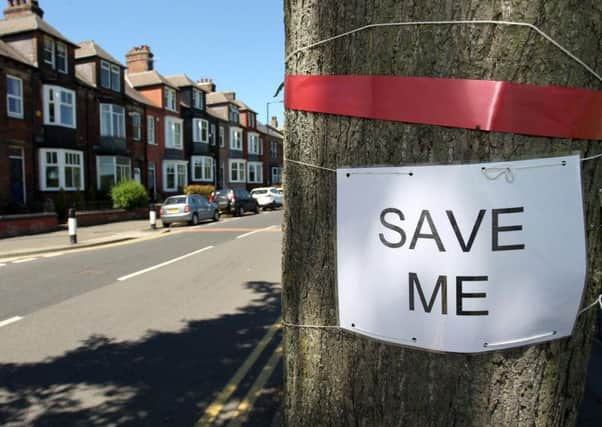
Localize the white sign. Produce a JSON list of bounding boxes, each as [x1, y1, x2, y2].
[[336, 155, 586, 353]]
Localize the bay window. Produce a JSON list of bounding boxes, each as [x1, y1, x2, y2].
[[229, 159, 246, 183], [248, 162, 263, 184], [191, 156, 214, 182], [43, 85, 76, 128], [97, 156, 131, 190], [163, 160, 188, 192], [210, 124, 216, 145], [100, 104, 125, 138], [165, 117, 183, 149], [39, 149, 84, 191], [219, 126, 224, 147]]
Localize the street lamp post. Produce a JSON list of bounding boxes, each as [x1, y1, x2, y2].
[[266, 100, 284, 128]]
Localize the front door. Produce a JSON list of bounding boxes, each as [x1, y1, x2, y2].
[[9, 147, 25, 205]]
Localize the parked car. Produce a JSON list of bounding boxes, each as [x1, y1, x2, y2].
[[160, 194, 219, 227], [250, 187, 283, 210], [212, 188, 259, 216]]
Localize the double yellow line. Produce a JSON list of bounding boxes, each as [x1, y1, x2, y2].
[[196, 316, 283, 427]]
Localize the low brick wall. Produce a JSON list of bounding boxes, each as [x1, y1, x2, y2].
[[76, 208, 148, 227], [0, 213, 58, 238]]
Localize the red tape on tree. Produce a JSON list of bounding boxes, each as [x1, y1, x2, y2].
[[285, 75, 602, 140]]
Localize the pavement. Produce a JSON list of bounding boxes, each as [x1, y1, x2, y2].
[[0, 219, 168, 260]]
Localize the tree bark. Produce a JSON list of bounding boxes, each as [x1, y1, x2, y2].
[[282, 1, 602, 426]]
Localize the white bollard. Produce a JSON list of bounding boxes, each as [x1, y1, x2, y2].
[[149, 204, 157, 230], [68, 208, 77, 244]]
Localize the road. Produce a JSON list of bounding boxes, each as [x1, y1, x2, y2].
[[0, 210, 283, 427]]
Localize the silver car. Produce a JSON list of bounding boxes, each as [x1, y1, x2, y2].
[[160, 194, 219, 227]]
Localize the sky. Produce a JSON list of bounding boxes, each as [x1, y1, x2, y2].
[[40, 0, 285, 125]]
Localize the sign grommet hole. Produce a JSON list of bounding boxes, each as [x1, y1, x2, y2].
[[351, 323, 355, 327], [346, 173, 350, 178], [411, 337, 417, 342]]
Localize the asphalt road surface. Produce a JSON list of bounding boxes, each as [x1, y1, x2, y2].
[[0, 210, 283, 427]]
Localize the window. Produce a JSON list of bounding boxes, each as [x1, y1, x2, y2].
[[43, 85, 76, 128], [271, 141, 279, 159], [230, 127, 242, 151], [100, 60, 120, 91], [272, 167, 282, 184], [229, 159, 246, 183], [210, 124, 216, 145], [193, 118, 209, 143], [248, 113, 255, 128], [39, 149, 84, 191], [131, 113, 141, 140], [219, 126, 225, 147], [192, 89, 204, 110], [164, 87, 177, 111], [229, 105, 239, 123], [248, 161, 263, 183], [56, 42, 67, 73], [111, 64, 120, 91], [97, 156, 131, 190], [147, 115, 156, 144], [7, 75, 23, 118], [191, 156, 214, 181], [163, 160, 188, 191], [43, 36, 55, 67], [248, 133, 260, 154], [165, 117, 183, 149], [100, 104, 125, 138]]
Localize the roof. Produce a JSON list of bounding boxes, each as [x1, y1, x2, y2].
[[164, 74, 196, 88], [125, 77, 160, 107], [76, 41, 123, 66], [207, 106, 228, 121], [233, 99, 256, 113], [0, 14, 74, 45], [127, 70, 178, 89], [258, 122, 284, 139], [0, 39, 32, 66], [206, 91, 236, 105], [75, 69, 95, 88]]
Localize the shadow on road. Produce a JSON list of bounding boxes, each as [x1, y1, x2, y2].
[[0, 281, 281, 427]]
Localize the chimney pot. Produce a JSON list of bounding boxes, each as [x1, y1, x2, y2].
[[4, 0, 44, 18]]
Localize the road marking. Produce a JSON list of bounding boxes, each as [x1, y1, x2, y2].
[[0, 316, 23, 328], [226, 344, 283, 427], [12, 258, 37, 264], [196, 317, 282, 427], [236, 225, 277, 239], [42, 252, 64, 258], [117, 246, 214, 281]]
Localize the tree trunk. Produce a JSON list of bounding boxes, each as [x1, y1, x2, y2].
[[282, 1, 602, 425]]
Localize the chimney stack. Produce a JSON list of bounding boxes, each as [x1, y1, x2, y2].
[[4, 0, 44, 19], [125, 45, 154, 74], [270, 116, 279, 129], [196, 78, 215, 93]]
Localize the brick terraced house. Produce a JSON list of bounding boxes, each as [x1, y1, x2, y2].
[[0, 0, 283, 215]]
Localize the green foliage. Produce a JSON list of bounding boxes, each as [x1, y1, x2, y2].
[[184, 184, 215, 197], [110, 180, 149, 210]]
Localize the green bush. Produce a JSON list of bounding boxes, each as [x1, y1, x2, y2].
[[184, 184, 215, 197], [111, 181, 149, 209]]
